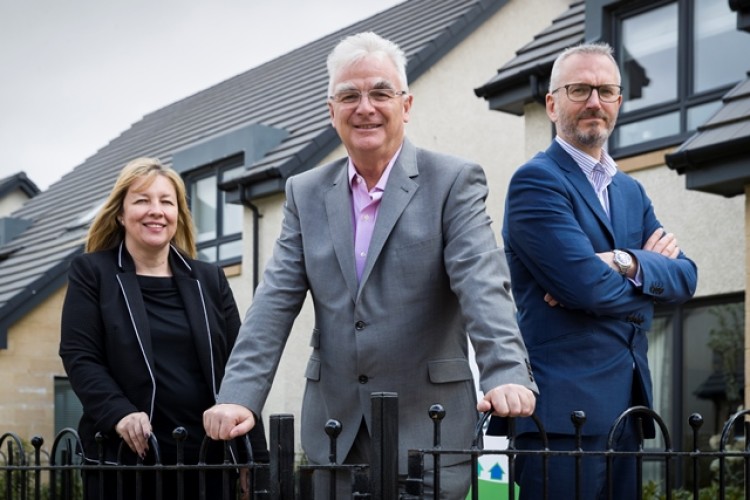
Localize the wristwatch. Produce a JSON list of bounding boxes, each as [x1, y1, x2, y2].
[[612, 249, 633, 275]]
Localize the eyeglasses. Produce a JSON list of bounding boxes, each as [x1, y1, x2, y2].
[[550, 83, 622, 103], [329, 88, 408, 105]]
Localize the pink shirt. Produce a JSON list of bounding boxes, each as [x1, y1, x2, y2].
[[349, 147, 401, 281]]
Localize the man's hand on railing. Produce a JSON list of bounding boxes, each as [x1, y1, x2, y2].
[[203, 403, 257, 440], [476, 383, 536, 417]]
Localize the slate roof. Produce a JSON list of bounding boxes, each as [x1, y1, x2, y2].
[[0, 172, 40, 200], [665, 74, 750, 197], [474, 1, 583, 115], [0, 0, 509, 347]]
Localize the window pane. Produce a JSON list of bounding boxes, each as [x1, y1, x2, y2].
[[682, 302, 744, 449], [198, 245, 217, 263], [694, 0, 750, 93], [613, 111, 679, 148], [218, 239, 243, 262], [54, 377, 83, 434], [222, 191, 243, 236], [620, 3, 678, 113], [687, 100, 722, 131], [647, 315, 673, 450], [191, 176, 217, 243], [642, 312, 668, 490]]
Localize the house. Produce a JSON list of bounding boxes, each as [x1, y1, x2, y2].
[[474, 0, 749, 490], [0, 0, 570, 454]]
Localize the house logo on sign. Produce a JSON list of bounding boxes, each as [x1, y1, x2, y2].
[[467, 434, 513, 499]]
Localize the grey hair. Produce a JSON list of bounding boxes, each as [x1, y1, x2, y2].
[[326, 32, 408, 96], [548, 42, 621, 92]]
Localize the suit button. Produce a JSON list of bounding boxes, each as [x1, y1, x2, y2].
[[355, 321, 365, 330], [358, 375, 368, 384]]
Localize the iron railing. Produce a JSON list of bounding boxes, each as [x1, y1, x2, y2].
[[2, 392, 748, 499]]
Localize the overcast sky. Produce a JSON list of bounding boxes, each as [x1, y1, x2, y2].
[[0, 1, 404, 191]]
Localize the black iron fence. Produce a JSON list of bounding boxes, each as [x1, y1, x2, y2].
[[2, 392, 749, 499]]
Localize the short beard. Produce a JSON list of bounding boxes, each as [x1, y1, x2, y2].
[[575, 128, 609, 148], [560, 110, 612, 150]]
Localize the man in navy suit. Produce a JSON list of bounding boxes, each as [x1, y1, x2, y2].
[[501, 43, 698, 499]]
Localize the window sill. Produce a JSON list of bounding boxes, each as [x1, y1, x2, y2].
[[222, 263, 242, 278], [617, 146, 677, 174]]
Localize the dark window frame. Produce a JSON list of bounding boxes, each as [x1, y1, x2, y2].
[[185, 153, 244, 267], [587, 0, 746, 158], [649, 291, 745, 490]]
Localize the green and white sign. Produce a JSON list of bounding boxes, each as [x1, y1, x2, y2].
[[467, 435, 514, 499]]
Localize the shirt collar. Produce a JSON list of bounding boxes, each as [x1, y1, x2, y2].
[[348, 144, 403, 192], [555, 136, 618, 179]]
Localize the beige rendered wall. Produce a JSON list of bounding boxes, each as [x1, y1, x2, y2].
[[0, 286, 66, 444], [628, 166, 745, 298], [407, 0, 571, 227], [228, 0, 572, 455]]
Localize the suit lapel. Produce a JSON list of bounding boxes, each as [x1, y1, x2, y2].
[[325, 162, 359, 302], [357, 141, 418, 295], [607, 173, 629, 246], [116, 272, 156, 366], [173, 272, 216, 394], [547, 142, 615, 244]]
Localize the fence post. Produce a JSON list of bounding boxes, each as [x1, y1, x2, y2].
[[269, 414, 295, 500], [689, 413, 703, 500], [572, 410, 586, 500], [429, 404, 445, 497], [32, 437, 43, 500], [174, 427, 187, 500], [371, 392, 399, 499]]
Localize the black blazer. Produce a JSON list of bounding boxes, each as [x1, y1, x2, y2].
[[60, 242, 267, 462]]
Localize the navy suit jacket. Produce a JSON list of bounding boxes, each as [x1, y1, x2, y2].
[[496, 141, 697, 437]]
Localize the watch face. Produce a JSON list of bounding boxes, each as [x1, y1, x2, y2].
[[615, 251, 632, 266]]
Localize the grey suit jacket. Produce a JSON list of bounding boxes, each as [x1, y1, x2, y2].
[[219, 138, 536, 470]]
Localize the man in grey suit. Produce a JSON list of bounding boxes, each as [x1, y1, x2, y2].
[[203, 31, 537, 497]]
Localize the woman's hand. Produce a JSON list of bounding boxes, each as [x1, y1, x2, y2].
[[115, 412, 152, 458]]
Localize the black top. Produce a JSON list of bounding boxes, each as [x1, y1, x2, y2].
[[138, 275, 214, 460]]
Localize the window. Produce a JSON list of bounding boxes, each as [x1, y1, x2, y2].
[[645, 294, 745, 489], [187, 155, 244, 265], [609, 0, 750, 155], [54, 377, 83, 434]]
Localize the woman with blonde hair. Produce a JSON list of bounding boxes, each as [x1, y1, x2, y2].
[[60, 157, 267, 499], [85, 157, 196, 256]]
